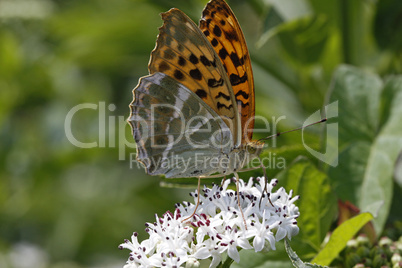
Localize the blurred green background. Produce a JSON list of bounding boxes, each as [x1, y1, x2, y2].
[[1, 0, 401, 267]]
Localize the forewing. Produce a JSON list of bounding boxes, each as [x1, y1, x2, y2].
[[148, 8, 241, 146], [200, 0, 255, 143]]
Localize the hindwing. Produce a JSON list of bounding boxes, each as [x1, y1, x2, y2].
[[129, 72, 233, 178]]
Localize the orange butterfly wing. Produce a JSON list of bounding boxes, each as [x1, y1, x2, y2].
[[200, 0, 255, 144], [148, 8, 242, 146]]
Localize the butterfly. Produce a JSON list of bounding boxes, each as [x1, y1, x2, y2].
[[128, 0, 265, 182]]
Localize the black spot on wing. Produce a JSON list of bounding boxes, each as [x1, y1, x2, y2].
[[224, 30, 239, 42], [190, 69, 202, 81], [213, 25, 222, 37], [189, 54, 199, 64], [230, 53, 243, 68], [211, 38, 218, 47], [208, 78, 224, 88], [158, 62, 170, 72], [220, 3, 231, 15], [216, 92, 231, 101], [219, 47, 228, 59], [195, 89, 208, 99], [235, 90, 249, 99], [174, 69, 184, 80], [238, 100, 250, 108], [210, 59, 217, 67], [217, 102, 233, 110], [178, 56, 186, 66], [200, 55, 211, 67], [230, 73, 247, 86]]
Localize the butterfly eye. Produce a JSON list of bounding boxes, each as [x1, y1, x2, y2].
[[246, 144, 256, 154]]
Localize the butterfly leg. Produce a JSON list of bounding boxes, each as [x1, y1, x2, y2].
[[181, 177, 202, 223], [258, 156, 274, 208], [234, 172, 248, 230]]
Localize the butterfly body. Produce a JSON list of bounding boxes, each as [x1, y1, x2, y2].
[[129, 0, 261, 179]]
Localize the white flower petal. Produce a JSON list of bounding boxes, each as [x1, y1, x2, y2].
[[209, 253, 222, 268], [194, 247, 210, 259], [186, 257, 200, 268], [253, 235, 264, 252], [120, 177, 300, 267], [237, 237, 253, 250], [227, 245, 240, 263], [266, 233, 276, 250], [288, 225, 299, 238], [275, 226, 287, 241]]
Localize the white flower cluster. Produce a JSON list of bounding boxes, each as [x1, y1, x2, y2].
[[119, 177, 300, 268]]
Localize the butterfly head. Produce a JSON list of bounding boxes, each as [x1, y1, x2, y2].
[[245, 141, 265, 157]]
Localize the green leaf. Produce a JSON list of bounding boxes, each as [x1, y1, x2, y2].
[[328, 65, 382, 145], [261, 6, 285, 35], [277, 158, 337, 258], [373, 0, 402, 53], [328, 141, 371, 204], [379, 76, 402, 130], [328, 67, 402, 235], [312, 212, 374, 266], [257, 0, 312, 48], [359, 76, 402, 233], [275, 15, 330, 65], [394, 152, 402, 188]]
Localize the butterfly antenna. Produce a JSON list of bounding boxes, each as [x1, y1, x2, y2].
[[257, 118, 327, 143], [257, 118, 326, 207]]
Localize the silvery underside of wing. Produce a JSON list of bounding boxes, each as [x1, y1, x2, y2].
[[128, 72, 232, 178]]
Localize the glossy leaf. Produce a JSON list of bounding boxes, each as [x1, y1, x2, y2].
[[277, 157, 337, 258], [312, 212, 373, 266], [328, 66, 402, 234]]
